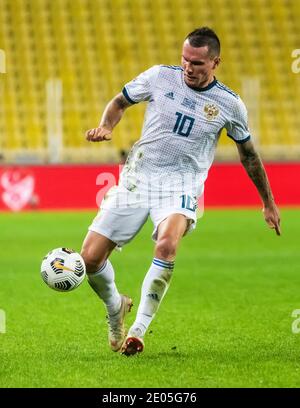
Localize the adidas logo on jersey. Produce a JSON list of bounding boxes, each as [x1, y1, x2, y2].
[[164, 91, 175, 100]]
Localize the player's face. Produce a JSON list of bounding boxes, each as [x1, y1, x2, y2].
[[181, 40, 220, 88]]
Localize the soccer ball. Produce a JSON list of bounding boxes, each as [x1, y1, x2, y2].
[[41, 248, 86, 292]]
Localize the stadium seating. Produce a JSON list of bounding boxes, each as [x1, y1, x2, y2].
[[0, 0, 299, 162]]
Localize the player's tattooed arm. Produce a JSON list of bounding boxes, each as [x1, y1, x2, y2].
[[86, 93, 132, 142], [237, 140, 273, 204], [236, 140, 281, 235]]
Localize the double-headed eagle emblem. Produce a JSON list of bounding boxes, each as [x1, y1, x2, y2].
[[204, 103, 219, 120]]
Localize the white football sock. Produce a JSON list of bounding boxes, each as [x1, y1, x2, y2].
[[129, 258, 174, 338], [87, 260, 121, 315]]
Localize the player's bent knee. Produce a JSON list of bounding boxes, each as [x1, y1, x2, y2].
[[155, 236, 178, 260], [80, 249, 106, 274]]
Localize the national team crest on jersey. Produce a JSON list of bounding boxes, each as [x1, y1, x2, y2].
[[204, 103, 219, 120]]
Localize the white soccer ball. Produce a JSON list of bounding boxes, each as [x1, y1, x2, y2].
[[41, 248, 86, 292]]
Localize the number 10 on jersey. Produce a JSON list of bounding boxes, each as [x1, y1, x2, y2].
[[173, 112, 195, 137]]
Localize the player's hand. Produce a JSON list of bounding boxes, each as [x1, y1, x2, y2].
[[263, 203, 281, 236], [86, 126, 112, 142]]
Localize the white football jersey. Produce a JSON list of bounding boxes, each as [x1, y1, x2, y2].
[[120, 65, 251, 196]]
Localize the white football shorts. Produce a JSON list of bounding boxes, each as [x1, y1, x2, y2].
[[88, 184, 201, 247]]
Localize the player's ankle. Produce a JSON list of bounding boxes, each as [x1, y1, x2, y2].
[[128, 323, 147, 338], [106, 294, 122, 316]]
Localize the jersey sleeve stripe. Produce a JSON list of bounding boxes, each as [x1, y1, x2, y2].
[[215, 82, 238, 98], [161, 65, 183, 71], [227, 134, 251, 144], [122, 87, 137, 104]]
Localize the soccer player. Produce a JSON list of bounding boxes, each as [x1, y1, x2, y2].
[[81, 27, 280, 356]]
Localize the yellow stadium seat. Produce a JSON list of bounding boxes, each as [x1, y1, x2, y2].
[[0, 0, 299, 162]]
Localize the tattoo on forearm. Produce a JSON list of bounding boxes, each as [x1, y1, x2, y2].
[[241, 148, 274, 205]]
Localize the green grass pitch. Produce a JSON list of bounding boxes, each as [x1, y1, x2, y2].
[[0, 208, 299, 388]]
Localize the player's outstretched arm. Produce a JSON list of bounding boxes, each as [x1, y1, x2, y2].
[[236, 140, 281, 236], [86, 93, 133, 142]]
